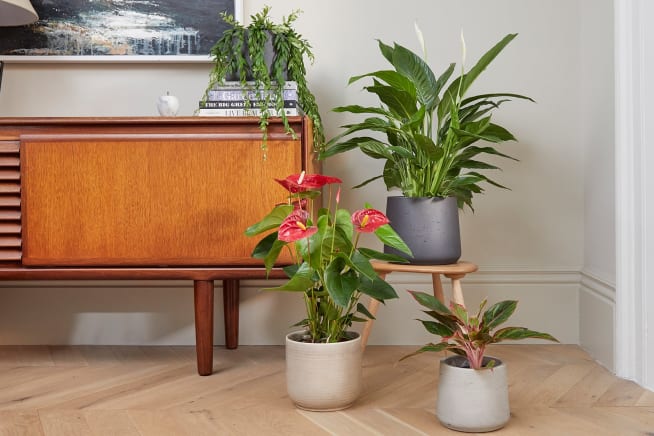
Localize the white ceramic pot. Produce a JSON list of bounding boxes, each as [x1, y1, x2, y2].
[[436, 355, 510, 432], [285, 331, 362, 411]]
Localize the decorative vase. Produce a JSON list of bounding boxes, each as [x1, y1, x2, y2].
[[156, 92, 179, 116], [436, 355, 510, 432], [384, 196, 461, 264], [285, 331, 362, 411]]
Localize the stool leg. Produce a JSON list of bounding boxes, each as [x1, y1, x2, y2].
[[448, 274, 466, 306], [360, 272, 386, 350], [431, 273, 445, 303]]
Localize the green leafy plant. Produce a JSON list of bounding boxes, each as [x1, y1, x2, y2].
[[245, 172, 412, 343], [321, 31, 533, 209], [402, 291, 558, 369], [203, 6, 325, 152]]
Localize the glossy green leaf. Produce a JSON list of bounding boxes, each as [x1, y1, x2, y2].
[[264, 262, 314, 292], [408, 290, 451, 314], [356, 302, 376, 320], [251, 232, 279, 259], [324, 256, 359, 307], [482, 300, 518, 330], [420, 320, 454, 337], [263, 238, 289, 273], [399, 343, 449, 361], [375, 224, 413, 256], [492, 327, 559, 343], [391, 42, 438, 109], [358, 274, 398, 301], [350, 250, 378, 280], [357, 247, 409, 263], [244, 204, 293, 236]]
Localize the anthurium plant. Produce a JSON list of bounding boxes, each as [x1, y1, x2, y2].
[[245, 172, 412, 343], [402, 291, 558, 369], [321, 31, 533, 209]]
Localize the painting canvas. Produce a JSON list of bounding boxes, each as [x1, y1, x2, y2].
[[0, 0, 242, 60]]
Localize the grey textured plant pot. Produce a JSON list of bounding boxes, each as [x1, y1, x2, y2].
[[384, 196, 461, 265], [436, 355, 510, 432]]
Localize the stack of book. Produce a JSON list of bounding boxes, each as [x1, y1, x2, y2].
[[198, 81, 301, 117]]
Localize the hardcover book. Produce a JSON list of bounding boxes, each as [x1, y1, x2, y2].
[[199, 100, 298, 109], [197, 107, 301, 117]]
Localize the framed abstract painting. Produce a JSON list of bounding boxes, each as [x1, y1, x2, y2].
[[0, 0, 243, 62]]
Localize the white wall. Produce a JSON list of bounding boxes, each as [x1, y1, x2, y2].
[[579, 0, 616, 371], [0, 0, 585, 346]]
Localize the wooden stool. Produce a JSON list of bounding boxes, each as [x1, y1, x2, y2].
[[360, 261, 478, 349]]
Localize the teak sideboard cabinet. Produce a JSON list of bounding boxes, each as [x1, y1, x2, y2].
[[0, 116, 316, 375]]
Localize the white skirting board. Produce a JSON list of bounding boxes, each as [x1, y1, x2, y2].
[[579, 271, 616, 372], [0, 266, 582, 347]]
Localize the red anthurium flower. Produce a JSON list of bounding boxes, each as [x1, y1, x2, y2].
[[278, 209, 318, 242], [275, 172, 342, 193], [352, 208, 390, 233]]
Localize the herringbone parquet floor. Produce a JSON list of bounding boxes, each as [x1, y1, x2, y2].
[[0, 344, 652, 435]]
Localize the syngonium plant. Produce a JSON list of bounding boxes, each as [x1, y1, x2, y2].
[[321, 31, 533, 210], [401, 291, 558, 369]]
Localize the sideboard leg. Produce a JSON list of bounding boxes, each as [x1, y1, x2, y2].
[[223, 279, 240, 349], [194, 280, 214, 376]]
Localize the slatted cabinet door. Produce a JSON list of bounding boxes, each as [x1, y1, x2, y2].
[[0, 141, 21, 264]]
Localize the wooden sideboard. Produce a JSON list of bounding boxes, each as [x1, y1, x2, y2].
[[0, 116, 316, 375]]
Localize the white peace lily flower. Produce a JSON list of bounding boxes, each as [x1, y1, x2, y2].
[[415, 21, 426, 60]]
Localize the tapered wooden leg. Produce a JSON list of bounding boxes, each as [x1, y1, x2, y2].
[[194, 280, 214, 376], [360, 272, 386, 350], [431, 273, 445, 303], [445, 273, 466, 306], [223, 279, 239, 350]]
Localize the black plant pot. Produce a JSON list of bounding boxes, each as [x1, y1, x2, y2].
[[384, 196, 461, 265]]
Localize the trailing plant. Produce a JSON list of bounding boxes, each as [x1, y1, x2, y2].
[[401, 291, 558, 369], [245, 172, 412, 343], [321, 31, 533, 209], [203, 6, 325, 153]]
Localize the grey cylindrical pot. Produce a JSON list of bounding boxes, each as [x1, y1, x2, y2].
[[384, 196, 461, 265]]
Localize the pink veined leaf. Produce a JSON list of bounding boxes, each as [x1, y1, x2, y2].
[[278, 209, 318, 242], [352, 208, 390, 233]]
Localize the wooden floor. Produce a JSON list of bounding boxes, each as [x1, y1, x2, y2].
[[0, 345, 652, 435]]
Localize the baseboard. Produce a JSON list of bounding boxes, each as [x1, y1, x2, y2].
[[579, 269, 615, 371], [0, 266, 582, 346]]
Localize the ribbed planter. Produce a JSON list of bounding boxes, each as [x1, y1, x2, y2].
[[384, 196, 461, 264], [285, 331, 362, 411], [436, 356, 510, 432]]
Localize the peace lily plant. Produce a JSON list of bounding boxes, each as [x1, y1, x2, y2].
[[322, 29, 533, 210], [245, 172, 412, 343], [402, 291, 559, 369]]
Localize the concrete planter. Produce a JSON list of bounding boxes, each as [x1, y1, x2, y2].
[[436, 355, 510, 432], [285, 331, 362, 411]]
